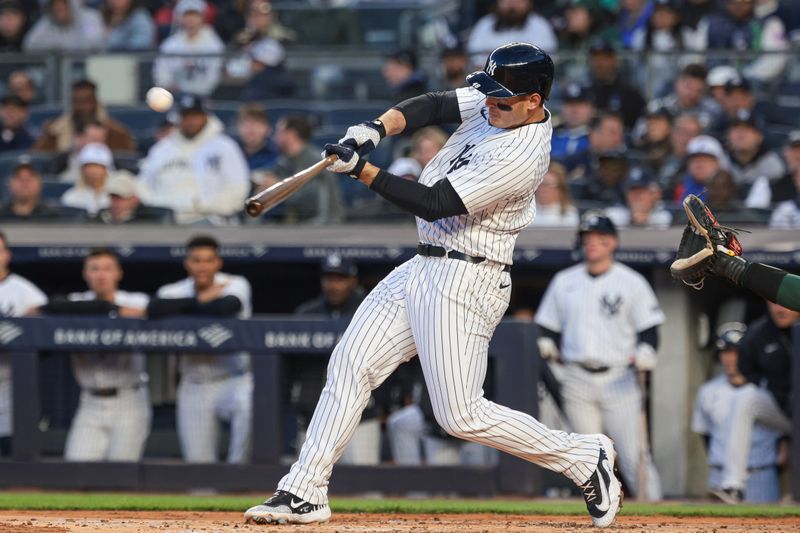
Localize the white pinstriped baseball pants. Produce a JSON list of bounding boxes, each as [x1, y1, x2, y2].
[[278, 256, 601, 504]]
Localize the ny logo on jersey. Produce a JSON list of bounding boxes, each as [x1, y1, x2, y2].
[[206, 155, 221, 172], [487, 59, 498, 76], [447, 143, 476, 175], [600, 294, 623, 316]]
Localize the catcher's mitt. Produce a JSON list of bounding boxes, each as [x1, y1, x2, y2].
[[670, 195, 743, 289]]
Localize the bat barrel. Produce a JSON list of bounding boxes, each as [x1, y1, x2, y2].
[[244, 199, 264, 218]]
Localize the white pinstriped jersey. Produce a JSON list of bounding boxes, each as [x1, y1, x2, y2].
[[535, 263, 665, 367], [157, 273, 252, 381], [417, 86, 552, 265], [0, 274, 48, 381], [67, 290, 149, 390], [691, 375, 780, 468]]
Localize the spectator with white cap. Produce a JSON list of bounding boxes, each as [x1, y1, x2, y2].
[[706, 66, 740, 109], [673, 134, 729, 202], [240, 37, 296, 100], [138, 94, 249, 225], [95, 170, 173, 225], [153, 0, 224, 96], [61, 142, 115, 216]]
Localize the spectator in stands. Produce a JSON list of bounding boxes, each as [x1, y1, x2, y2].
[[725, 109, 785, 192], [0, 95, 32, 152], [6, 70, 37, 106], [0, 0, 31, 52], [551, 83, 594, 161], [0, 231, 48, 456], [747, 130, 800, 208], [606, 166, 672, 228], [531, 161, 579, 227], [438, 45, 470, 91], [659, 112, 702, 195], [674, 134, 728, 202], [0, 157, 61, 221], [706, 169, 742, 219], [153, 0, 224, 97], [258, 116, 343, 224], [101, 0, 156, 51], [587, 39, 647, 127], [681, 0, 717, 47], [49, 119, 109, 183], [43, 249, 152, 462], [33, 79, 135, 154], [648, 63, 719, 129], [212, 0, 247, 44], [148, 235, 253, 464], [571, 150, 630, 206], [557, 0, 616, 51], [711, 78, 766, 141], [709, 302, 796, 504], [383, 50, 427, 104], [138, 94, 249, 225], [698, 0, 788, 83], [23, 0, 104, 52], [618, 0, 654, 50], [561, 112, 626, 175], [692, 323, 783, 503], [644, 0, 686, 51], [387, 126, 448, 181], [232, 0, 294, 48], [466, 0, 557, 64], [706, 66, 740, 109], [95, 170, 172, 225], [240, 38, 296, 101], [61, 142, 113, 216], [235, 103, 279, 172], [634, 105, 673, 175]]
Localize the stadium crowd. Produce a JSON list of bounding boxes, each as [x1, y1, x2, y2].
[[0, 0, 798, 226], [0, 0, 797, 504]]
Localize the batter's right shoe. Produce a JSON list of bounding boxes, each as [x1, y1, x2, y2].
[[710, 487, 744, 505], [581, 435, 623, 528], [244, 490, 331, 525]]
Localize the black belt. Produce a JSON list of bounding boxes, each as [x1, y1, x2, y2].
[[578, 363, 610, 373], [417, 243, 511, 272], [87, 384, 142, 397]]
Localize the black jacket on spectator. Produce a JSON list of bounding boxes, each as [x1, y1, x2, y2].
[[705, 12, 758, 50], [0, 123, 33, 152], [588, 76, 646, 128], [94, 205, 174, 225], [0, 202, 64, 221], [738, 314, 793, 417]]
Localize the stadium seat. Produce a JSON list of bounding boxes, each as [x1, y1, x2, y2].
[[107, 106, 163, 139], [40, 181, 71, 201], [321, 101, 393, 129], [0, 152, 51, 178], [27, 105, 62, 134]]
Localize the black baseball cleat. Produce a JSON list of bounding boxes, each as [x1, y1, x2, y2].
[[581, 435, 623, 528], [244, 490, 331, 525], [710, 487, 744, 505]]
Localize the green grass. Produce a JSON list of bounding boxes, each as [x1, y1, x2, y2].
[[0, 492, 797, 517]]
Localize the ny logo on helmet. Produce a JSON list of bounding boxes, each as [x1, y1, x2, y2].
[[487, 59, 498, 76]]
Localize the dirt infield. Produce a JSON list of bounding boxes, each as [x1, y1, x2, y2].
[[0, 510, 796, 532]]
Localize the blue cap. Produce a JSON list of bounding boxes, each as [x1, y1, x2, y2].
[[562, 82, 591, 102], [625, 166, 657, 189], [321, 253, 358, 276]]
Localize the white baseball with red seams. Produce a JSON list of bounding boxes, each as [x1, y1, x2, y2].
[[267, 87, 619, 525]]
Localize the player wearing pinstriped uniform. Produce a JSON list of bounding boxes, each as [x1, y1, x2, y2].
[[535, 213, 664, 501], [692, 323, 782, 503], [246, 43, 623, 528], [64, 290, 151, 461], [0, 232, 47, 456]]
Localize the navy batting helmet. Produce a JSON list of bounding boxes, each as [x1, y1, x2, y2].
[[466, 42, 554, 100], [578, 210, 617, 238], [715, 322, 747, 352]]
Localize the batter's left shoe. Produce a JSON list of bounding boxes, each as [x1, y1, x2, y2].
[[581, 435, 623, 528], [710, 487, 744, 505], [244, 490, 331, 525]]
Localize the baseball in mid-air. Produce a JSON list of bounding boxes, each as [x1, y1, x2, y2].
[[146, 87, 173, 112]]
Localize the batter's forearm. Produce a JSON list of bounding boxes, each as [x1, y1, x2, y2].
[[362, 169, 467, 222]]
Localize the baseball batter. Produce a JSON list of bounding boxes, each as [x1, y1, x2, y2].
[[0, 231, 47, 456], [245, 43, 622, 528], [535, 212, 664, 501], [692, 323, 782, 503]]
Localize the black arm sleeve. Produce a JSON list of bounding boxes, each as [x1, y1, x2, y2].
[[392, 91, 462, 132], [370, 170, 467, 222], [538, 326, 562, 347], [41, 298, 118, 315], [636, 326, 659, 350], [147, 296, 242, 318]]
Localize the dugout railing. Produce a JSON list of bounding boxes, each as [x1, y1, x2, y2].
[[0, 315, 541, 495]]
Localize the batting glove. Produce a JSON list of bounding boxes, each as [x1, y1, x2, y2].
[[631, 343, 657, 371], [323, 143, 366, 178], [338, 120, 386, 156]]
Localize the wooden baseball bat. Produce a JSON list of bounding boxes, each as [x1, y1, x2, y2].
[[244, 154, 338, 217], [637, 370, 649, 501]]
